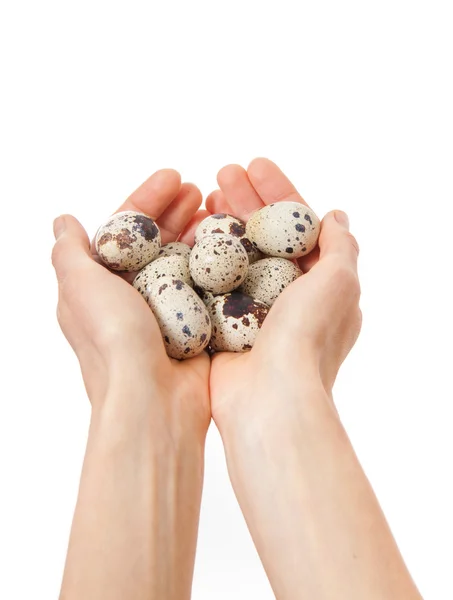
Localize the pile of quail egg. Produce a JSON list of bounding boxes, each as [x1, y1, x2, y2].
[[95, 203, 321, 359]]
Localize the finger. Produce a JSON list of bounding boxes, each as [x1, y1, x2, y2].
[[52, 215, 92, 283], [178, 210, 211, 246], [157, 183, 203, 244], [119, 168, 182, 219], [247, 157, 309, 208], [205, 189, 232, 215], [318, 210, 359, 272], [217, 164, 263, 220]]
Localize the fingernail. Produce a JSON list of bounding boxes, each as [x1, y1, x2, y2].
[[53, 216, 66, 239], [334, 210, 349, 229]]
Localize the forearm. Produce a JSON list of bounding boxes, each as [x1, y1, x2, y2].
[[220, 385, 421, 600], [60, 380, 205, 600]]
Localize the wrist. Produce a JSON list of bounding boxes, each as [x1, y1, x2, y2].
[[89, 366, 209, 452], [214, 362, 335, 443]]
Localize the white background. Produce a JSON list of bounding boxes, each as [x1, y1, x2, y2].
[[1, 1, 452, 598]]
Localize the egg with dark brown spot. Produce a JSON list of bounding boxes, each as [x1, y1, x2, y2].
[[95, 210, 161, 271], [133, 255, 193, 302], [189, 234, 249, 294], [246, 202, 320, 259], [207, 292, 269, 352], [146, 277, 211, 359]]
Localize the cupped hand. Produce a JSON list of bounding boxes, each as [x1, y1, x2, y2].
[[52, 170, 212, 434], [206, 158, 362, 430]]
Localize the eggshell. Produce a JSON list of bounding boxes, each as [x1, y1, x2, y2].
[[189, 234, 249, 294], [95, 210, 161, 271], [194, 213, 262, 263], [133, 255, 193, 302], [157, 242, 192, 261], [239, 257, 302, 307], [207, 292, 269, 352], [246, 202, 320, 259], [147, 277, 211, 359]]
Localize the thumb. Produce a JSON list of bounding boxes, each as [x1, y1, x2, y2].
[[318, 210, 359, 272], [51, 215, 92, 283]]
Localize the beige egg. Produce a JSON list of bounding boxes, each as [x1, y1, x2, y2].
[[239, 257, 302, 307], [194, 213, 262, 263], [157, 242, 192, 261], [147, 277, 211, 359], [207, 292, 269, 352], [189, 234, 249, 294], [133, 255, 193, 302], [246, 202, 320, 259], [95, 210, 161, 271]]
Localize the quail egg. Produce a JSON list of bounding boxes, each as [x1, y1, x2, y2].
[[246, 202, 320, 259], [95, 210, 161, 271], [146, 277, 211, 359], [189, 234, 249, 294], [158, 241, 192, 261], [239, 257, 302, 307], [207, 292, 269, 352], [195, 213, 262, 264], [133, 255, 193, 302]]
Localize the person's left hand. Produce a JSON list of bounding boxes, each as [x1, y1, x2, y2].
[[52, 169, 211, 439]]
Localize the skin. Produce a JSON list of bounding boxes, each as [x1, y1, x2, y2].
[[53, 160, 422, 600], [53, 170, 211, 600], [207, 159, 422, 599]]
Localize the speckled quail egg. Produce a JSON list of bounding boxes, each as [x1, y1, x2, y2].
[[133, 255, 193, 302], [239, 257, 302, 307], [157, 241, 192, 261], [189, 234, 249, 294], [194, 213, 262, 264], [193, 284, 216, 307], [95, 210, 161, 271], [146, 277, 211, 359], [207, 292, 269, 352], [246, 202, 320, 259]]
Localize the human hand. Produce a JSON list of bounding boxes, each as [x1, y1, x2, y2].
[[54, 171, 215, 599], [206, 158, 362, 431], [52, 170, 211, 437], [205, 160, 423, 600]]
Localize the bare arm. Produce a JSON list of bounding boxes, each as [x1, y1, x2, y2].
[[220, 386, 422, 600], [60, 375, 205, 600], [52, 170, 210, 599], [209, 157, 422, 599]]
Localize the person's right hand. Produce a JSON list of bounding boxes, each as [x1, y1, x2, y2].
[[206, 158, 362, 431], [205, 160, 423, 600]]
